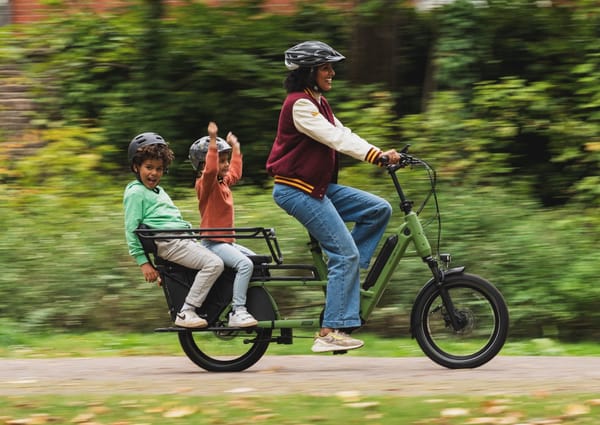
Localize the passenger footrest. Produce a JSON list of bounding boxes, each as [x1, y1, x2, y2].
[[276, 328, 293, 344]]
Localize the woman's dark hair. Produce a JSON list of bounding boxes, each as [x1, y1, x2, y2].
[[284, 67, 316, 93]]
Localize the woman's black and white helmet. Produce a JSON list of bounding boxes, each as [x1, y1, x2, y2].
[[284, 40, 345, 70], [189, 136, 232, 170]]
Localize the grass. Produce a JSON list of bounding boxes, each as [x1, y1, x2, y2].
[[2, 328, 600, 358], [1, 393, 600, 424]]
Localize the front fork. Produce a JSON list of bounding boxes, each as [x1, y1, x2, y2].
[[424, 254, 466, 331]]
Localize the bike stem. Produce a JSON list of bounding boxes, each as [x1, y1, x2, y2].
[[387, 165, 413, 214]]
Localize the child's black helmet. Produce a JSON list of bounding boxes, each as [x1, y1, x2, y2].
[[284, 40, 345, 70], [128, 132, 167, 168], [189, 136, 232, 171]]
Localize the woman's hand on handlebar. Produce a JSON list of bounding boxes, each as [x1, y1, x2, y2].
[[380, 149, 402, 165]]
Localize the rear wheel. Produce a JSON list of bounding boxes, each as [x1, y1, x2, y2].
[[412, 273, 509, 369], [178, 326, 272, 372], [178, 286, 275, 372]]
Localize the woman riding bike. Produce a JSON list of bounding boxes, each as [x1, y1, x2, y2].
[[266, 40, 402, 353]]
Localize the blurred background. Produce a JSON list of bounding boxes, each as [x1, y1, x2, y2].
[[0, 0, 598, 340]]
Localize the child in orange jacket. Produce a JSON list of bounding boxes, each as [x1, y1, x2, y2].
[[189, 122, 258, 328]]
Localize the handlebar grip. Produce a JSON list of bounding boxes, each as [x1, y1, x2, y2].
[[378, 155, 390, 166]]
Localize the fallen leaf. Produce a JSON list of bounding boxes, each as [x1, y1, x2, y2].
[[440, 407, 470, 417], [563, 403, 590, 417], [162, 406, 197, 418], [365, 413, 384, 419], [71, 413, 95, 423], [227, 399, 253, 408], [335, 390, 362, 402], [6, 420, 33, 425], [531, 390, 550, 399], [346, 402, 380, 409], [483, 404, 508, 414], [465, 418, 497, 424], [28, 414, 52, 425], [89, 406, 110, 415], [251, 414, 278, 421]]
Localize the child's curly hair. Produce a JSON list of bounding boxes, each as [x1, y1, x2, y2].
[[131, 143, 175, 170]]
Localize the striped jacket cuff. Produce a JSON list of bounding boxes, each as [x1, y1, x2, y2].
[[365, 147, 382, 165]]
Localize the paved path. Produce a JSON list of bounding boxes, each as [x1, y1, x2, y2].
[[2, 356, 599, 396]]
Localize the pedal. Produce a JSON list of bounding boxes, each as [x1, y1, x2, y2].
[[332, 350, 348, 355]]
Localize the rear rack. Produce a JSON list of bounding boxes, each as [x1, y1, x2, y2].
[[135, 226, 284, 265], [135, 226, 325, 281]]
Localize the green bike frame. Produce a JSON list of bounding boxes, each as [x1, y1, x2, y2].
[[246, 210, 436, 332], [247, 161, 447, 333]]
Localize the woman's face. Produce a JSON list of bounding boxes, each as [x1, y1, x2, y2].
[[315, 63, 335, 92]]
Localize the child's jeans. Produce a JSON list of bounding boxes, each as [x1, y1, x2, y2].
[[202, 240, 255, 308], [156, 238, 224, 308]]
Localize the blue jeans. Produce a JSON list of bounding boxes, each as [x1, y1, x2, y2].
[[201, 240, 255, 308], [273, 183, 392, 329]]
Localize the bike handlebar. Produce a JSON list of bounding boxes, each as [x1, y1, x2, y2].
[[379, 152, 423, 171]]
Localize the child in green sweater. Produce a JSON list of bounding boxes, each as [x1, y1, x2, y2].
[[123, 132, 224, 328]]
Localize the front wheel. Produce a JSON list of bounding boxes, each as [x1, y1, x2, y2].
[[411, 273, 509, 369]]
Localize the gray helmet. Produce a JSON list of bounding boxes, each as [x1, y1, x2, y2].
[[284, 40, 345, 70], [128, 132, 167, 169], [189, 136, 232, 170]]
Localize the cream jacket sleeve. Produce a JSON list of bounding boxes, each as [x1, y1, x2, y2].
[[292, 97, 381, 162]]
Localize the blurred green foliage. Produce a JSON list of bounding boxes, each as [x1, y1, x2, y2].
[[0, 0, 598, 339]]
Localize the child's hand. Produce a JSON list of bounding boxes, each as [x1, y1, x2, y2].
[[208, 121, 218, 139], [226, 131, 239, 147], [141, 263, 161, 286]]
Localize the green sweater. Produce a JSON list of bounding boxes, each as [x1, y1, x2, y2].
[[123, 180, 191, 266]]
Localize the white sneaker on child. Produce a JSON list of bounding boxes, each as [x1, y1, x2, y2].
[[228, 306, 258, 328], [175, 309, 208, 328]]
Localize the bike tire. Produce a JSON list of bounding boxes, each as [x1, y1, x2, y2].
[[178, 327, 272, 372], [411, 273, 509, 369], [178, 286, 275, 372]]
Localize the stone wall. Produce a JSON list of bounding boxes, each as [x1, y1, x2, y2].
[[0, 65, 34, 139], [0, 64, 45, 166]]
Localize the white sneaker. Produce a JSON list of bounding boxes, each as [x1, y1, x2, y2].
[[175, 309, 208, 328], [228, 306, 258, 328], [311, 330, 364, 353]]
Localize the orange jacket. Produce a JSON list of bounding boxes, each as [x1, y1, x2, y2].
[[195, 143, 242, 243]]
